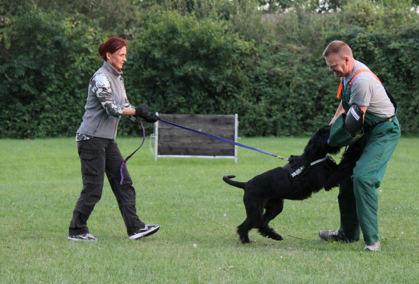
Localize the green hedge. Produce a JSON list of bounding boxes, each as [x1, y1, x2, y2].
[[0, 7, 106, 138], [1, 3, 418, 138]]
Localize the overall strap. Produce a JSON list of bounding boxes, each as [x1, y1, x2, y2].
[[336, 78, 343, 99], [336, 69, 381, 99]]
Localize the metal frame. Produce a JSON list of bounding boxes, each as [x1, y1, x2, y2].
[[152, 113, 238, 163]]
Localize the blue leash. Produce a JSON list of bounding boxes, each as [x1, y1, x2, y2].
[[119, 119, 146, 185], [120, 117, 288, 185], [158, 118, 287, 160]]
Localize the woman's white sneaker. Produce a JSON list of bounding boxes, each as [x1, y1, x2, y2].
[[129, 224, 160, 240], [68, 233, 98, 241]]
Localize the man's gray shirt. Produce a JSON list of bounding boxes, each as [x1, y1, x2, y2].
[[343, 60, 395, 118]]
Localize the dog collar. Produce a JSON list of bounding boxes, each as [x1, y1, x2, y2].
[[309, 156, 329, 166], [285, 156, 334, 179]]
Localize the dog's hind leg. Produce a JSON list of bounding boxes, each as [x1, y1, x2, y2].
[[237, 221, 252, 244], [237, 195, 264, 244], [258, 198, 284, 241]]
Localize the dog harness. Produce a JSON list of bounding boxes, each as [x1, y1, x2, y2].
[[283, 155, 336, 180]]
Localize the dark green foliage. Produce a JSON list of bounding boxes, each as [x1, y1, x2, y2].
[[126, 11, 249, 114], [219, 42, 338, 136], [0, 5, 105, 138], [124, 10, 336, 136], [1, 0, 419, 138], [124, 11, 253, 132]]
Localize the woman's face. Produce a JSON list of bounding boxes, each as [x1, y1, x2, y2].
[[107, 46, 127, 71]]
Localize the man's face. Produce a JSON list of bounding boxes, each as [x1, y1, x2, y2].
[[325, 53, 350, 78], [107, 46, 127, 71]]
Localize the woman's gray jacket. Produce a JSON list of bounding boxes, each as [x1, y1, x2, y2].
[[76, 61, 135, 140]]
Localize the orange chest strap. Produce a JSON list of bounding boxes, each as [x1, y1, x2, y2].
[[336, 69, 382, 99]]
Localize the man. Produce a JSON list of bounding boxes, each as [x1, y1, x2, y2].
[[320, 40, 401, 251]]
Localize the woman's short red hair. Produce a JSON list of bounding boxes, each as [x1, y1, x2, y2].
[[98, 37, 127, 61]]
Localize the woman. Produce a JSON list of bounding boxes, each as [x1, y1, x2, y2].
[[68, 37, 159, 241]]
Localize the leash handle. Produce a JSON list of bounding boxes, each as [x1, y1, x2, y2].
[[120, 119, 146, 185], [158, 118, 287, 160]]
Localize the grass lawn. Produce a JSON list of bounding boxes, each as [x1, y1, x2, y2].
[[0, 135, 418, 283]]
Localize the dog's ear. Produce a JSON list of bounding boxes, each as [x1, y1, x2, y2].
[[317, 125, 331, 133], [305, 125, 337, 156], [310, 125, 331, 143]]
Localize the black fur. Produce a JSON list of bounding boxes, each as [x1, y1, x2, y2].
[[223, 125, 361, 244]]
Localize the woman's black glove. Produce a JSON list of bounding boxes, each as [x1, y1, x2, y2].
[[145, 113, 160, 123], [134, 104, 149, 118]]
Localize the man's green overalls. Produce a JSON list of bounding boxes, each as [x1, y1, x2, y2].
[[329, 70, 401, 245]]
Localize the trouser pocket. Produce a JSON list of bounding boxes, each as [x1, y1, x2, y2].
[[79, 149, 99, 176]]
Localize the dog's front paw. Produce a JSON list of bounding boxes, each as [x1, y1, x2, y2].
[[271, 234, 283, 241]]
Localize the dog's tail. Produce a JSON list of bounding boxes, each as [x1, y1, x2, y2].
[[223, 175, 246, 190]]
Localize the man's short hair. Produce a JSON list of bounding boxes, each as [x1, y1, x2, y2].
[[323, 40, 353, 58]]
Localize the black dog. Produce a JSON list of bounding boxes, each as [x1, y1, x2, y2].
[[223, 125, 360, 244]]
